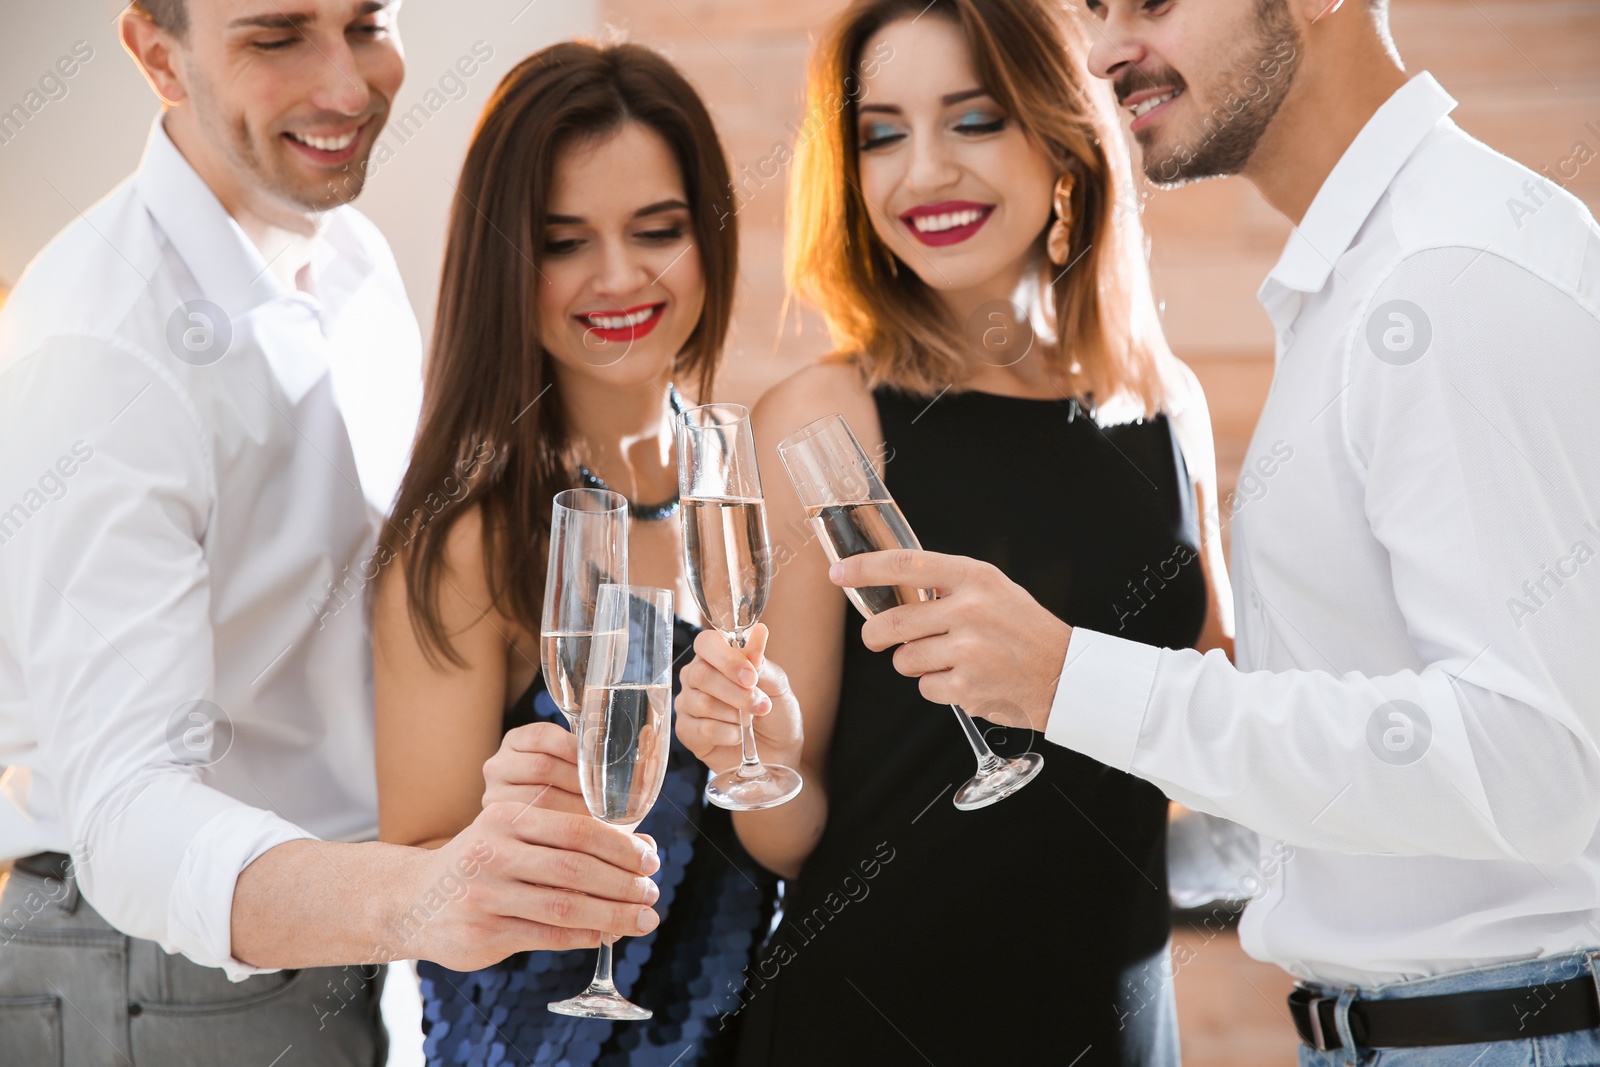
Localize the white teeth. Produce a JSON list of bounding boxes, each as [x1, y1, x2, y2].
[[913, 208, 986, 233], [584, 306, 658, 330], [1130, 90, 1180, 119], [291, 129, 359, 152]]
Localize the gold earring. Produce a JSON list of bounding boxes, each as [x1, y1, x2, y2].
[[1047, 173, 1076, 267]]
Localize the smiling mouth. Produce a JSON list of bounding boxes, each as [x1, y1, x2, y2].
[[281, 120, 370, 164], [1124, 87, 1184, 131], [900, 202, 996, 247], [577, 303, 666, 342]]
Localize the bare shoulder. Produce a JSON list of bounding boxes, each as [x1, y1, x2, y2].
[[751, 356, 882, 452], [382, 501, 504, 628], [439, 500, 488, 579]]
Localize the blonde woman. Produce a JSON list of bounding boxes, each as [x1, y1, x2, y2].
[[675, 0, 1232, 1062]]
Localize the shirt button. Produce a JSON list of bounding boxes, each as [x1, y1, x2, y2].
[[1280, 329, 1294, 347], [1250, 591, 1261, 608]]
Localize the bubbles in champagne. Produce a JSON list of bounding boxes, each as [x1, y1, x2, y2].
[[806, 500, 933, 618], [683, 498, 772, 636], [576, 682, 671, 830]]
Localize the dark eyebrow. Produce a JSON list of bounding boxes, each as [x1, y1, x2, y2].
[[858, 88, 992, 115], [229, 0, 391, 30], [546, 200, 690, 225], [632, 199, 690, 219]]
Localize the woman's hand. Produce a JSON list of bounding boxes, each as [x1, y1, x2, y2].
[[482, 721, 588, 816], [676, 623, 804, 775]]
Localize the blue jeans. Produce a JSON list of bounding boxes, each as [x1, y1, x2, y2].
[[1298, 951, 1600, 1067]]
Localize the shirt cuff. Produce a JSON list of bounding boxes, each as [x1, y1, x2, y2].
[[1044, 627, 1161, 772], [167, 805, 318, 981]]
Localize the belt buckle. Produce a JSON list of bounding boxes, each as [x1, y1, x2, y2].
[[1306, 994, 1331, 1051], [1590, 951, 1600, 1020], [1291, 985, 1336, 1052]]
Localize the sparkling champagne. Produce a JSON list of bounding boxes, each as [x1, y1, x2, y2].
[[540, 630, 592, 721], [576, 682, 672, 831], [683, 497, 772, 637], [807, 499, 932, 618]]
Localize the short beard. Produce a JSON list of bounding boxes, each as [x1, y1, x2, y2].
[[188, 64, 374, 214], [1139, 0, 1302, 187]]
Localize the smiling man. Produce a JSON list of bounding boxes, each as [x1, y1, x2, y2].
[[827, 0, 1600, 1063], [0, 3, 661, 1065]]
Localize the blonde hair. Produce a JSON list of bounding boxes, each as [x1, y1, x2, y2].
[[787, 0, 1177, 416]]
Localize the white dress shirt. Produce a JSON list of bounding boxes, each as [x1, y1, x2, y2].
[[1050, 73, 1600, 986], [0, 119, 422, 978]]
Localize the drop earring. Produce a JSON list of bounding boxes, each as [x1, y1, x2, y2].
[[1312, 0, 1344, 24], [1047, 172, 1076, 267]]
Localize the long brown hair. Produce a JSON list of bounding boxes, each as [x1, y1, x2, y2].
[[382, 41, 737, 666], [788, 0, 1172, 413]]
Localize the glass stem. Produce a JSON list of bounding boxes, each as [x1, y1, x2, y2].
[[586, 936, 621, 996], [952, 705, 1006, 775], [730, 630, 767, 779]]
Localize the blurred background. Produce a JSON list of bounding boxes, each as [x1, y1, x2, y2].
[[3, 1, 1597, 1064]]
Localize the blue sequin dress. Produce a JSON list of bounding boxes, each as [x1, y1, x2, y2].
[[418, 618, 779, 1067]]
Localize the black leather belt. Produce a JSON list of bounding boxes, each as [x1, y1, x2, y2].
[[12, 851, 73, 882], [1289, 976, 1600, 1051], [8, 851, 80, 913]]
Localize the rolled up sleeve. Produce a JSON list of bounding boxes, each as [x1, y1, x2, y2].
[[0, 336, 313, 979]]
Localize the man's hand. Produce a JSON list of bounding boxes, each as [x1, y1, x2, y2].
[[829, 550, 1071, 733], [483, 722, 587, 816], [400, 802, 661, 973]]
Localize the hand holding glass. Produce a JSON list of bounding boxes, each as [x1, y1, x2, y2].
[[777, 413, 1044, 810], [678, 403, 803, 810]]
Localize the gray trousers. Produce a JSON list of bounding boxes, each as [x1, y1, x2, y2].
[[0, 859, 387, 1066]]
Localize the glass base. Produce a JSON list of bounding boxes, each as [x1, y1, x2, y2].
[[953, 751, 1044, 811], [704, 763, 803, 811], [548, 989, 652, 1020]]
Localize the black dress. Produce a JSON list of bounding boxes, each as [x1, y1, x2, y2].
[[733, 388, 1206, 1067], [419, 618, 780, 1067]]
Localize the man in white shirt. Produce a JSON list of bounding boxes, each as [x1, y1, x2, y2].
[[829, 0, 1600, 1062], [0, 2, 661, 1063]]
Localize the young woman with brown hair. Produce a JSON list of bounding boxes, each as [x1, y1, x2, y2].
[[371, 42, 776, 1066], [676, 1, 1234, 1063]]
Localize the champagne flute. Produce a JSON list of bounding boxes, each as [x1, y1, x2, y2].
[[678, 403, 803, 811], [548, 583, 674, 1021], [541, 488, 629, 724], [777, 413, 1044, 810]]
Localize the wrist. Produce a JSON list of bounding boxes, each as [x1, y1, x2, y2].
[[369, 843, 431, 963], [1030, 619, 1073, 733]]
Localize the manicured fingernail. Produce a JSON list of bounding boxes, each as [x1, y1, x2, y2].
[[737, 667, 758, 687], [641, 850, 660, 875], [642, 879, 660, 905], [754, 692, 772, 714], [638, 907, 659, 933], [829, 563, 844, 583]]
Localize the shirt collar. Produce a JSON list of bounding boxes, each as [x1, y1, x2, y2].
[[134, 116, 287, 319], [133, 116, 376, 329], [1264, 72, 1457, 297]]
